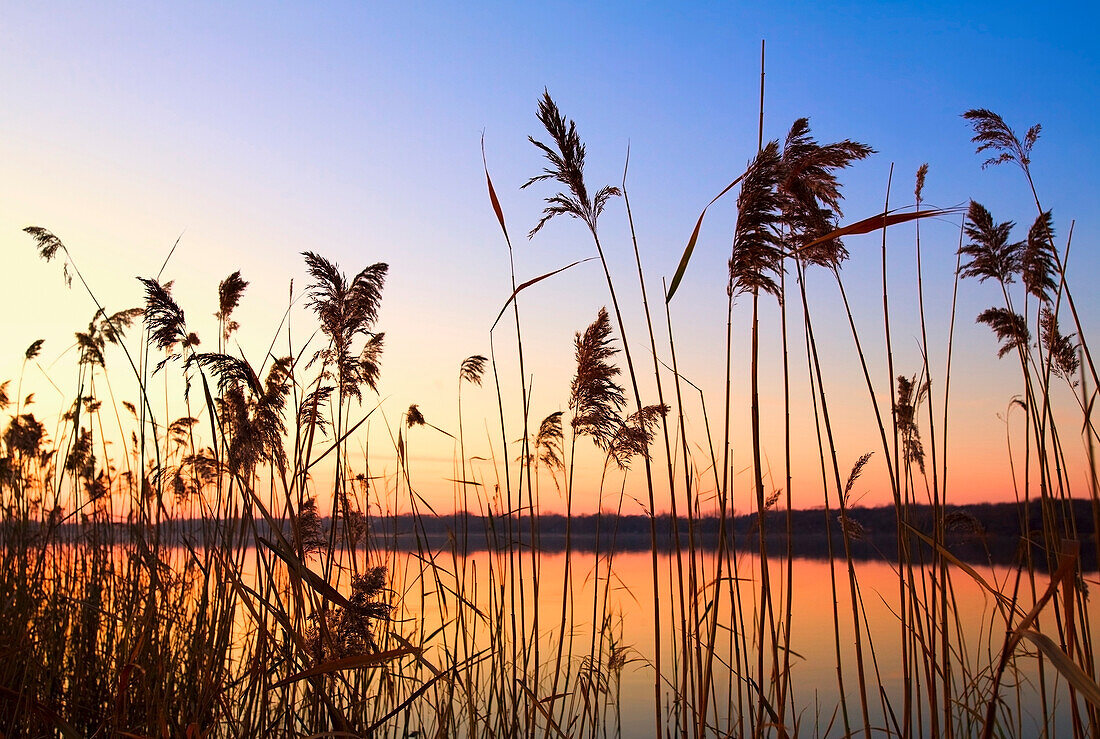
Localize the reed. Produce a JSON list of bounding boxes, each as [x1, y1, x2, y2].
[[2, 99, 1099, 739]]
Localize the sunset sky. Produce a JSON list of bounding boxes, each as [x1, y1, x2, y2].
[[2, 2, 1098, 515]]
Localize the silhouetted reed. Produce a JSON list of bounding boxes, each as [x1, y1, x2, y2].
[[2, 99, 1098, 739]]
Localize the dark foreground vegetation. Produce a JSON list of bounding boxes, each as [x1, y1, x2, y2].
[[3, 93, 1099, 738]]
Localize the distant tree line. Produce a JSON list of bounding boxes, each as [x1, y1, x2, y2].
[[12, 499, 1095, 570]]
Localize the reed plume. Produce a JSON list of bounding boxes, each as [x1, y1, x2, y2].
[[23, 226, 64, 262], [895, 375, 927, 474], [358, 333, 385, 394], [960, 201, 1023, 285], [607, 403, 669, 470], [534, 411, 564, 473], [915, 162, 928, 201], [139, 277, 197, 355], [569, 307, 626, 451], [1039, 307, 1080, 382], [302, 251, 387, 402], [976, 307, 1031, 359], [76, 308, 143, 368], [187, 353, 293, 475], [459, 355, 487, 386], [522, 90, 620, 237], [778, 118, 874, 266], [729, 141, 783, 299], [298, 386, 335, 436], [294, 494, 326, 554], [5, 413, 46, 458], [215, 270, 249, 342], [307, 566, 391, 659], [843, 451, 874, 504], [186, 353, 263, 397], [962, 108, 1041, 171], [23, 226, 73, 287], [1022, 211, 1057, 302]]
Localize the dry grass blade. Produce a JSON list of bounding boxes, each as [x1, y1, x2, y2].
[[796, 207, 959, 253], [665, 171, 747, 303], [258, 536, 353, 609], [444, 477, 482, 486], [367, 649, 491, 733], [516, 682, 571, 739], [902, 523, 1015, 611], [981, 545, 1081, 738], [481, 135, 511, 244], [1016, 630, 1100, 708], [270, 647, 419, 689], [304, 401, 383, 471], [490, 257, 597, 330]]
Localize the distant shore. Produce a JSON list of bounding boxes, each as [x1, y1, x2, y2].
[[10, 499, 1096, 569]]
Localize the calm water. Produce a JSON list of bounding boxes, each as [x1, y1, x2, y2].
[[62, 538, 1096, 736], [378, 547, 1098, 737]]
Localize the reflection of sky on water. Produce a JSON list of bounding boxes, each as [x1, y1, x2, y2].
[[385, 550, 1096, 736], [89, 543, 1094, 735]]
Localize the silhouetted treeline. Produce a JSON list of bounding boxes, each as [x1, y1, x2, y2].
[[12, 498, 1096, 569]]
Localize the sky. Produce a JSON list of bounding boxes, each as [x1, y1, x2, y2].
[[2, 1, 1099, 516]]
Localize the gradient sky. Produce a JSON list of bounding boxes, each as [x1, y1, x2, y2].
[[2, 2, 1098, 515]]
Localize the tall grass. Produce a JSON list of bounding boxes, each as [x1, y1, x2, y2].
[[2, 96, 1099, 739]]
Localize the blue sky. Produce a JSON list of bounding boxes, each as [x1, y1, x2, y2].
[[2, 2, 1098, 511]]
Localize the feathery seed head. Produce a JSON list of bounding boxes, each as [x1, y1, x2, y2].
[[524, 91, 621, 237], [730, 141, 783, 298], [963, 108, 1040, 171], [1039, 307, 1079, 383], [459, 355, 488, 386], [1022, 211, 1057, 302], [607, 403, 669, 469], [25, 339, 45, 361], [915, 163, 929, 202], [960, 201, 1022, 285], [977, 307, 1030, 359], [139, 277, 190, 353], [406, 404, 427, 428], [302, 252, 388, 401], [843, 452, 874, 503], [779, 118, 874, 267], [570, 307, 626, 450]]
